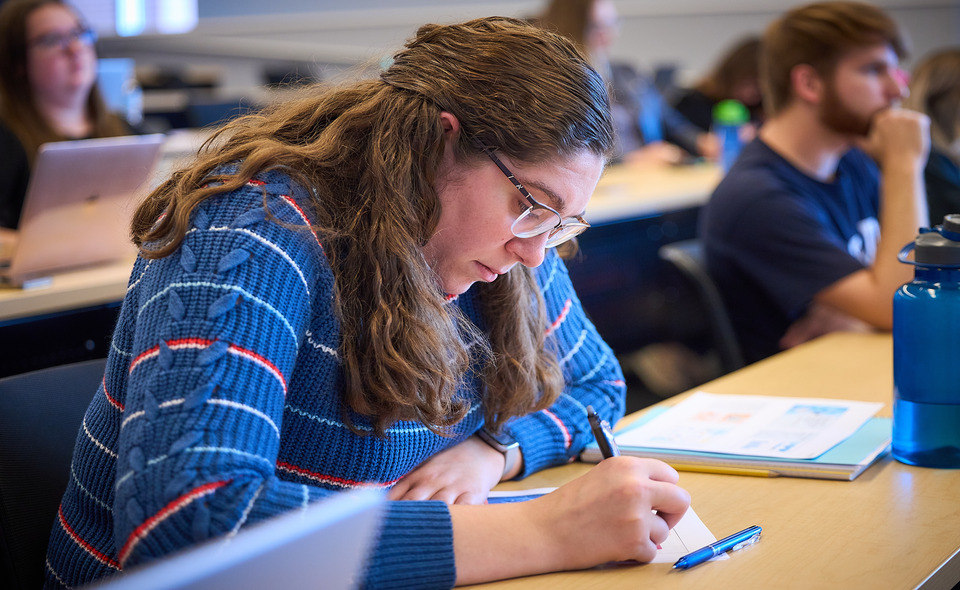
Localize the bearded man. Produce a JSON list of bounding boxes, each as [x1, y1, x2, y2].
[[700, 1, 930, 363]]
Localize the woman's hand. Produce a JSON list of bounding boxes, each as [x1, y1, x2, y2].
[[388, 435, 508, 505], [526, 457, 690, 567], [623, 141, 685, 167], [450, 456, 691, 585]]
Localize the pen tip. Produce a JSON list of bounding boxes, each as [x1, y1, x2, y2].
[[586, 405, 596, 415]]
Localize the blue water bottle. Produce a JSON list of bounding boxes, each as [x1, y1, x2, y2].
[[892, 214, 960, 468], [712, 99, 749, 173]]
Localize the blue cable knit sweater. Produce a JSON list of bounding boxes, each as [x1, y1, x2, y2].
[[43, 168, 626, 589]]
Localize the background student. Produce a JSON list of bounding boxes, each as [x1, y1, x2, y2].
[[0, 0, 131, 230], [43, 17, 691, 590], [670, 35, 764, 133], [905, 47, 960, 225], [701, 0, 929, 364], [536, 0, 717, 167]]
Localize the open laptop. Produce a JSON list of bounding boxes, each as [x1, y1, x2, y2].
[[0, 134, 165, 288], [85, 488, 384, 590]]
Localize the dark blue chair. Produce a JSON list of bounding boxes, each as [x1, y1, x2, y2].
[[0, 358, 105, 590], [658, 239, 745, 374]]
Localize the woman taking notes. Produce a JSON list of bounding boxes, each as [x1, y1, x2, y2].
[[44, 17, 690, 589]]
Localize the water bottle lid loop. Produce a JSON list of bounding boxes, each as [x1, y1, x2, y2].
[[899, 238, 960, 269], [898, 215, 960, 267], [941, 226, 960, 242], [898, 242, 915, 265]]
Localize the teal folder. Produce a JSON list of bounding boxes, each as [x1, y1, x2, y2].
[[582, 407, 891, 481]]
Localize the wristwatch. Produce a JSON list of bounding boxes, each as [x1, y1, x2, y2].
[[476, 428, 521, 479]]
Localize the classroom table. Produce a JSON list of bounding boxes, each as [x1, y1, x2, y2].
[[587, 162, 721, 223], [0, 259, 134, 376], [481, 332, 960, 590], [0, 258, 134, 323]]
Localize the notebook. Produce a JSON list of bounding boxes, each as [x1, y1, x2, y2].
[[582, 394, 892, 481], [86, 488, 385, 590], [0, 134, 165, 288]]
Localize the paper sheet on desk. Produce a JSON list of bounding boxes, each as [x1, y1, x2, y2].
[[617, 392, 883, 459], [488, 489, 722, 564]]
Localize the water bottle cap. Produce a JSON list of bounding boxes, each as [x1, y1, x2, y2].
[[942, 213, 960, 237], [713, 99, 749, 125], [914, 214, 960, 265]]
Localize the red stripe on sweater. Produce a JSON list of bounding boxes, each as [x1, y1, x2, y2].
[[58, 504, 121, 570], [129, 339, 209, 374], [545, 299, 572, 336], [128, 338, 286, 393], [102, 376, 125, 411], [129, 345, 160, 373], [276, 461, 400, 489], [278, 194, 323, 249], [227, 343, 287, 393], [118, 480, 230, 566], [542, 409, 572, 448]]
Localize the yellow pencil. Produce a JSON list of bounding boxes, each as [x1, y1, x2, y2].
[[667, 463, 779, 477]]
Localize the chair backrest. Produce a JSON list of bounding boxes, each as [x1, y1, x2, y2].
[[658, 239, 745, 374], [0, 358, 106, 590]]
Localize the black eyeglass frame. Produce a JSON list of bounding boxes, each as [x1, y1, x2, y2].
[[476, 144, 590, 248]]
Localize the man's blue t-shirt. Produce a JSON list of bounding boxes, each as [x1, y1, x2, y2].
[[700, 138, 881, 363]]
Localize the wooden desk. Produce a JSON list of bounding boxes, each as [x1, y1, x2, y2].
[[482, 332, 960, 590], [587, 163, 722, 224], [0, 260, 134, 376], [0, 259, 134, 323]]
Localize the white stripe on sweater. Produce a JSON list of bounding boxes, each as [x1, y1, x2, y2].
[[82, 417, 117, 459], [207, 226, 312, 297], [138, 281, 299, 345], [71, 464, 112, 513], [572, 352, 617, 385], [126, 260, 152, 293], [558, 329, 588, 365], [284, 402, 480, 434]]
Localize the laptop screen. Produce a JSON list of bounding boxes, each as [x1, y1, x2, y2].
[[85, 488, 384, 590], [3, 134, 165, 286]]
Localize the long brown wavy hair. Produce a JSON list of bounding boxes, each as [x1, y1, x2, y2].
[[132, 17, 614, 435], [536, 0, 596, 52], [694, 36, 761, 102], [0, 0, 128, 165], [906, 48, 960, 164]]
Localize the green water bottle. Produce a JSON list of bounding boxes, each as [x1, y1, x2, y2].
[[712, 99, 749, 172]]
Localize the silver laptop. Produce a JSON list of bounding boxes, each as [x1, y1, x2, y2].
[[84, 488, 384, 590], [1, 134, 165, 287]]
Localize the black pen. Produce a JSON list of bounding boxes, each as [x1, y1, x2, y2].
[[587, 405, 620, 459]]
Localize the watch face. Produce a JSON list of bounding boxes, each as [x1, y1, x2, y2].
[[479, 428, 519, 451]]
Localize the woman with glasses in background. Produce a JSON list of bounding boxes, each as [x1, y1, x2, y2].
[[44, 16, 691, 590], [0, 0, 130, 230]]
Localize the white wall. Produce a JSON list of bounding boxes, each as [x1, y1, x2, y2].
[[96, 0, 960, 97]]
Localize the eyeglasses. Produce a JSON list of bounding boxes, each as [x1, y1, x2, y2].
[[479, 146, 590, 248], [28, 27, 97, 52]]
